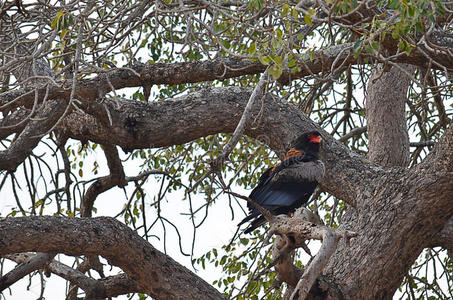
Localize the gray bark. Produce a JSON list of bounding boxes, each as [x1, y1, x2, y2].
[[0, 216, 226, 300], [365, 64, 413, 167]]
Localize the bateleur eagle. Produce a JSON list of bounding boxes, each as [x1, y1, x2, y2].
[[238, 131, 325, 234]]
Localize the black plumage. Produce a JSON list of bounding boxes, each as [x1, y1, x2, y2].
[[238, 131, 325, 234]]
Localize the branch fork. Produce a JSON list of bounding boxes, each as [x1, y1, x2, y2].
[[269, 209, 357, 300]]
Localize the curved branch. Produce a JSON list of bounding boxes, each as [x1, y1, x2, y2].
[[0, 252, 55, 292], [431, 215, 453, 259], [0, 216, 225, 300], [56, 87, 378, 205], [0, 99, 68, 171], [80, 144, 126, 217], [5, 252, 142, 298]]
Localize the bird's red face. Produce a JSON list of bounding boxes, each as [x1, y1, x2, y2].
[[309, 133, 322, 144]]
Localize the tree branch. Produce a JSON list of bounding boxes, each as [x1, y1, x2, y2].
[[0, 99, 68, 171], [80, 144, 126, 217], [0, 252, 56, 292], [0, 216, 225, 300], [269, 212, 356, 300], [55, 87, 383, 206], [431, 215, 453, 260], [4, 253, 142, 298]]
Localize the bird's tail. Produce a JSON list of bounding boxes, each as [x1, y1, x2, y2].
[[243, 216, 266, 234], [237, 211, 260, 227]]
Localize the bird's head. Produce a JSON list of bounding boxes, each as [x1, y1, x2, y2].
[[293, 130, 323, 152]]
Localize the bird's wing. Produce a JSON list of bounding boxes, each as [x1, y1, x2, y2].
[[240, 181, 317, 233], [248, 180, 317, 214], [247, 167, 273, 209], [248, 155, 307, 208], [239, 155, 321, 231]]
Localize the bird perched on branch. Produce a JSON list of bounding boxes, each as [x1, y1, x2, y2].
[[238, 131, 325, 234]]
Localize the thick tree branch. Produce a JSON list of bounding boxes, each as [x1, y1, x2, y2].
[[365, 64, 413, 168], [431, 215, 453, 259], [55, 87, 379, 206], [0, 216, 225, 300]]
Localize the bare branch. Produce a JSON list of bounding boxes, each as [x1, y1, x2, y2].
[[0, 99, 68, 171], [0, 252, 56, 292], [0, 216, 226, 300], [5, 253, 142, 298], [269, 211, 356, 299], [80, 144, 126, 217]]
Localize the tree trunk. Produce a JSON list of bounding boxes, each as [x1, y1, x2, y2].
[[365, 64, 413, 167], [312, 65, 453, 299]]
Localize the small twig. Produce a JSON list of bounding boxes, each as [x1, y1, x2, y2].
[[213, 68, 269, 167], [339, 126, 367, 142], [188, 69, 270, 194], [224, 190, 273, 223], [409, 141, 436, 147]]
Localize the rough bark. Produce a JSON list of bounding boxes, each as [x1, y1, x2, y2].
[[54, 87, 370, 207], [365, 64, 413, 167], [319, 99, 453, 300], [314, 62, 453, 299], [0, 216, 225, 300]]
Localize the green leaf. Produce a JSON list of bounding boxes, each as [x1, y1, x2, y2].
[[353, 40, 363, 58], [405, 43, 412, 56], [389, 0, 400, 9], [371, 41, 380, 51], [353, 39, 363, 52], [269, 64, 283, 79], [258, 55, 271, 65], [281, 4, 290, 16], [51, 11, 65, 29], [240, 238, 249, 245], [248, 42, 256, 55], [304, 13, 312, 26]]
